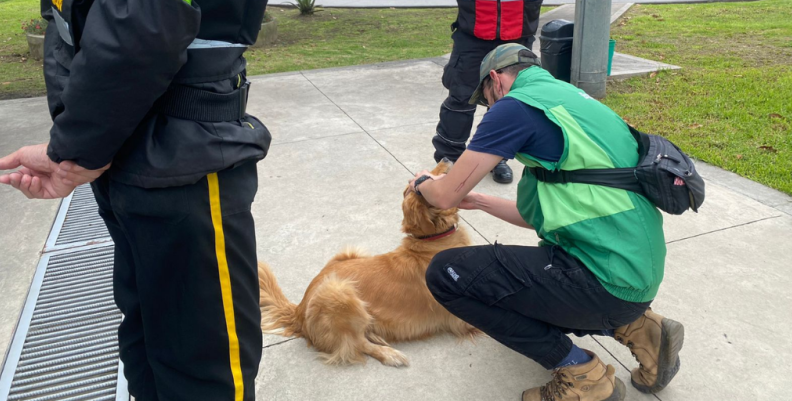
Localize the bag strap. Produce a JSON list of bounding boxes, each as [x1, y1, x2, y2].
[[529, 167, 644, 194], [528, 123, 648, 194]]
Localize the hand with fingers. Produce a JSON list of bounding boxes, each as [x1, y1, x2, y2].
[[0, 143, 110, 199], [408, 170, 445, 193]]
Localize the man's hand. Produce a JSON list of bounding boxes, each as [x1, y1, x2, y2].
[[408, 170, 445, 193], [0, 144, 110, 199]]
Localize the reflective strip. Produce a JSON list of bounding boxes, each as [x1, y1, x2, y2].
[[188, 39, 247, 49], [207, 173, 244, 401], [52, 7, 73, 46]]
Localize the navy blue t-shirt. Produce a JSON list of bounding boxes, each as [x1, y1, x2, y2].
[[468, 96, 564, 163]]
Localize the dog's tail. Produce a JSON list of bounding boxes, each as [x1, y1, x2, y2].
[[328, 246, 368, 264], [258, 261, 301, 337]]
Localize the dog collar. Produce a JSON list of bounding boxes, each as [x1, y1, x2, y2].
[[416, 225, 457, 241]]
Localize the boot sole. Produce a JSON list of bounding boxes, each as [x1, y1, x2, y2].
[[632, 317, 685, 394], [491, 173, 513, 184], [604, 377, 626, 401]]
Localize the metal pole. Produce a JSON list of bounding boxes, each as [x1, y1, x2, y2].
[[570, 0, 612, 99]]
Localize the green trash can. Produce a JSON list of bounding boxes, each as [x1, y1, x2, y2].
[[607, 39, 616, 76]]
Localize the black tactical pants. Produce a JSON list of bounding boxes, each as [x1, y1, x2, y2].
[[433, 30, 536, 162], [91, 162, 261, 400], [426, 243, 650, 369]]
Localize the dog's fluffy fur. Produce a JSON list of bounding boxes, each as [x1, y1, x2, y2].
[[258, 159, 478, 367]]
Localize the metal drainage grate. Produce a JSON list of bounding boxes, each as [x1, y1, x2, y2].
[[44, 185, 111, 252], [0, 245, 126, 400], [0, 184, 127, 400]]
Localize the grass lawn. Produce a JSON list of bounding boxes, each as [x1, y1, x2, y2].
[[246, 7, 459, 74], [0, 0, 46, 99], [0, 3, 466, 99], [0, 0, 789, 194], [604, 0, 792, 195]]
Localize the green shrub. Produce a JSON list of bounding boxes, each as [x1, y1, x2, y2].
[[291, 0, 318, 16]]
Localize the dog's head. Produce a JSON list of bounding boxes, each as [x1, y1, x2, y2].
[[401, 159, 459, 238]]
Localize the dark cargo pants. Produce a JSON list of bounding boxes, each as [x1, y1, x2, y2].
[[433, 30, 536, 162], [426, 243, 650, 369], [91, 162, 262, 400]]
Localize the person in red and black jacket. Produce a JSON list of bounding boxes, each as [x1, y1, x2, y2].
[[432, 0, 543, 184]]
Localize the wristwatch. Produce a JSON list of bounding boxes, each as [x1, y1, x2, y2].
[[414, 175, 433, 196]]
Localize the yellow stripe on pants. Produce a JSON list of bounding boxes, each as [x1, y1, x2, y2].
[[208, 172, 244, 401]]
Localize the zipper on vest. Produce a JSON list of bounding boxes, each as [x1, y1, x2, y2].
[[496, 0, 501, 40]]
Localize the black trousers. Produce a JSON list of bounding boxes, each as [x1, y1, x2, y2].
[[426, 243, 650, 369], [433, 31, 536, 162], [91, 162, 262, 400]]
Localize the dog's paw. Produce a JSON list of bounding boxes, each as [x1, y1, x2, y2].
[[379, 348, 409, 368]]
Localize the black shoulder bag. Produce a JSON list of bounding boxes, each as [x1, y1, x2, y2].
[[529, 126, 706, 215]]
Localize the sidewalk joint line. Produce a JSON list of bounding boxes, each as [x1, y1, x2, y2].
[[459, 215, 491, 245], [665, 215, 782, 245], [300, 71, 414, 176], [262, 337, 298, 350], [589, 336, 663, 401], [589, 336, 631, 372]]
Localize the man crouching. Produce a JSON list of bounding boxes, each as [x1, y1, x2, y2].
[[409, 43, 684, 401]]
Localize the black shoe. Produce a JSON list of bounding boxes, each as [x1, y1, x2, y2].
[[491, 160, 513, 184]]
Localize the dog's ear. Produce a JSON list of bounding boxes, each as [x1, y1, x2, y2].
[[401, 190, 437, 236], [431, 158, 453, 176]]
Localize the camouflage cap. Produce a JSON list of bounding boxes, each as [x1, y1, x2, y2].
[[468, 43, 541, 107]]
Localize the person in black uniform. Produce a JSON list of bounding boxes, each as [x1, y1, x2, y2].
[[433, 0, 543, 183], [0, 0, 271, 399]]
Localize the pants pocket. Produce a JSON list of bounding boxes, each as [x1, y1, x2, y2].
[[442, 53, 460, 90], [541, 247, 603, 290], [464, 262, 527, 306]]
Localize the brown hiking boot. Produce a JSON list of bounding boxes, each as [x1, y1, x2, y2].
[[614, 308, 685, 394], [522, 350, 625, 401]]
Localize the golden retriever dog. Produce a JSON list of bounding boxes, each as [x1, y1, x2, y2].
[[258, 159, 478, 367]]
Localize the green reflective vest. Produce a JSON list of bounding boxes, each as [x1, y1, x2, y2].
[[508, 67, 666, 303]]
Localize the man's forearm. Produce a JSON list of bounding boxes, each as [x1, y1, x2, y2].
[[416, 150, 503, 209], [472, 193, 532, 229]]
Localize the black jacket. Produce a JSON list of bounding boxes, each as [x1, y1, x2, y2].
[[41, 0, 271, 188], [455, 0, 542, 41]]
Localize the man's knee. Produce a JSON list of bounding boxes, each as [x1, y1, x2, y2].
[[441, 95, 477, 114], [426, 248, 466, 302]]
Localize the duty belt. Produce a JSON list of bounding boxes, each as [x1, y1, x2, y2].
[[153, 81, 250, 122], [153, 38, 250, 122]]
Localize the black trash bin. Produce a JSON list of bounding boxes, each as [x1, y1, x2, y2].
[[540, 19, 575, 82]]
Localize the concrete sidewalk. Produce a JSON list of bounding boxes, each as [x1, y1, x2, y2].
[[243, 60, 792, 401], [5, 57, 790, 400], [1, 39, 791, 401]]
